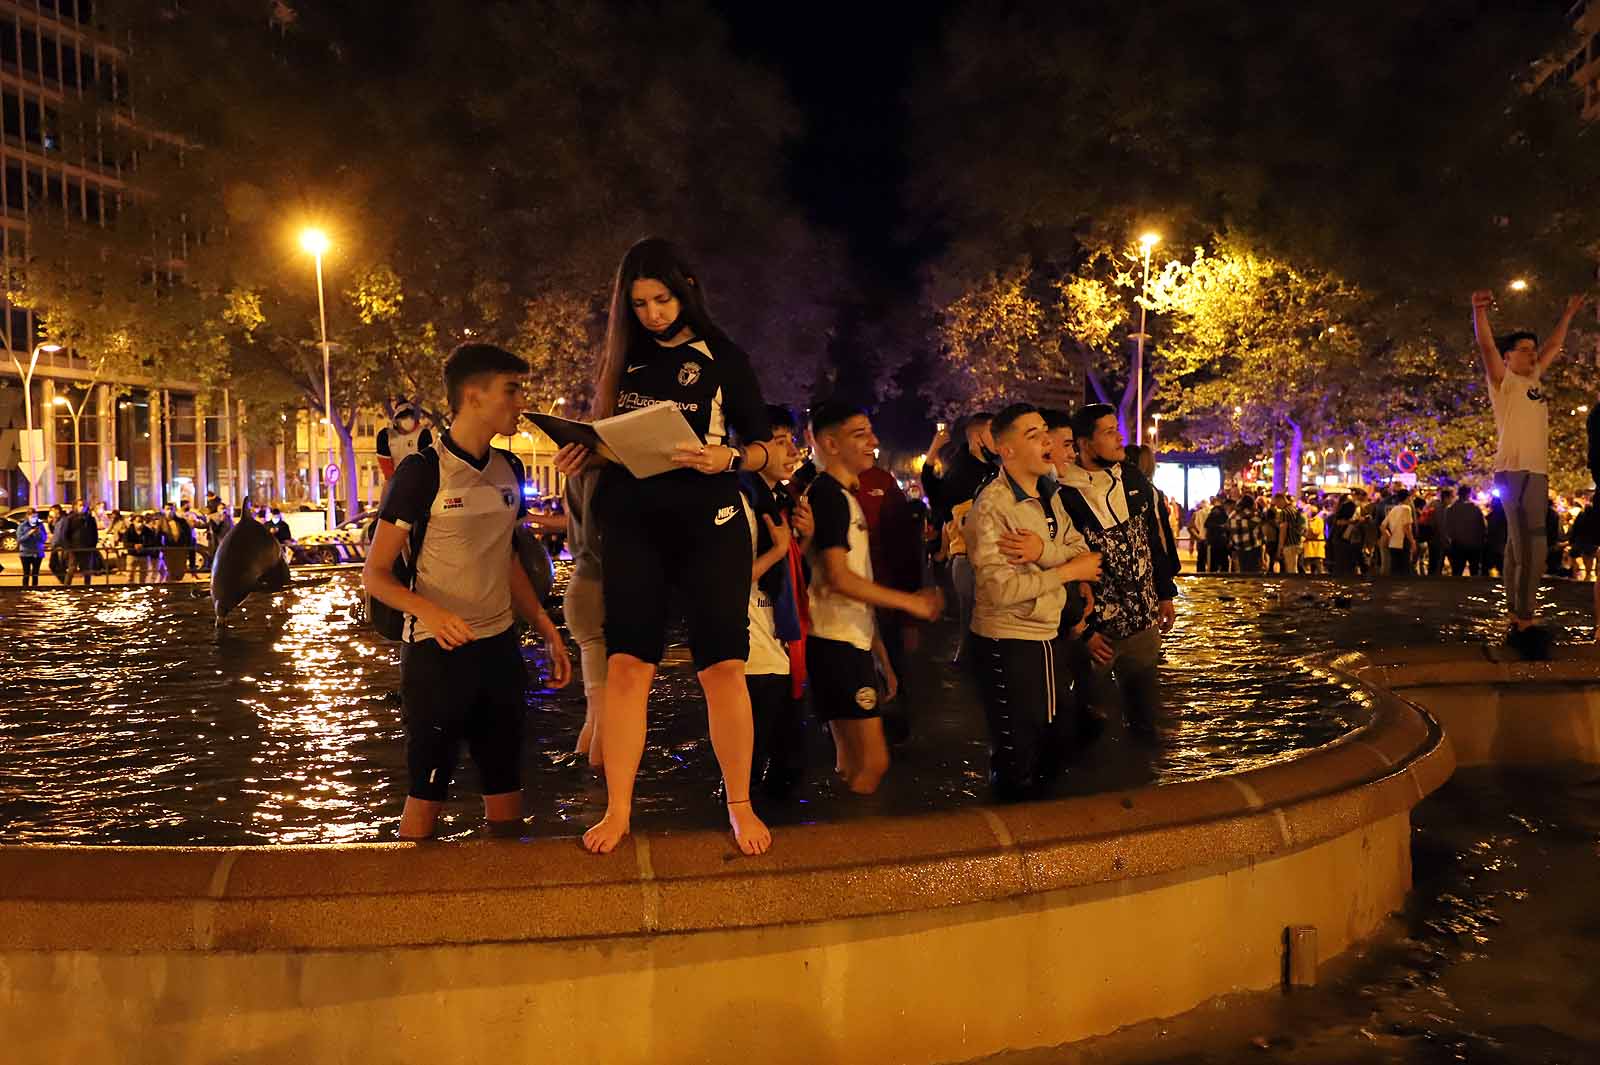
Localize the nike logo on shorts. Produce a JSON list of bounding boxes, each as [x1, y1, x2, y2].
[[714, 505, 737, 526], [626, 364, 647, 373]]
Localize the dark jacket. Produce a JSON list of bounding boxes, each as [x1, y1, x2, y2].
[[1444, 499, 1486, 548], [1055, 461, 1179, 640], [922, 446, 995, 528], [16, 516, 46, 557]]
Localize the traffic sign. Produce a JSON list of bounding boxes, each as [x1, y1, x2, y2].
[[1396, 450, 1418, 474], [324, 463, 340, 487]]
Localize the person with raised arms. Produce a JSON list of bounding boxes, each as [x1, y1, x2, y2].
[[1472, 288, 1588, 657], [363, 343, 572, 841]]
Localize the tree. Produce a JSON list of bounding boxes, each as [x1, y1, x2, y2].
[[908, 1, 1600, 464], [17, 0, 844, 506]]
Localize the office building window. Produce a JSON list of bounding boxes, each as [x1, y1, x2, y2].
[[41, 35, 57, 83], [2, 92, 18, 141], [22, 98, 41, 145], [20, 27, 36, 74], [0, 19, 16, 67]]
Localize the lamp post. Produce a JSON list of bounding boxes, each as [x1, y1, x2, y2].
[[52, 392, 86, 504], [1150, 412, 1162, 450], [1133, 232, 1160, 445], [7, 342, 62, 504], [299, 227, 337, 531]]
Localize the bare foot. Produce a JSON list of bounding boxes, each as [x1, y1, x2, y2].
[[582, 812, 629, 854], [727, 802, 771, 856]]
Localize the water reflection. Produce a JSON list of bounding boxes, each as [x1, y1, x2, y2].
[[0, 573, 1590, 846]]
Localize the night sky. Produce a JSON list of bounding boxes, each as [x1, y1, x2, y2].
[[714, 3, 948, 443]]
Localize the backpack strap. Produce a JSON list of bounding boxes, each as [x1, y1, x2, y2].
[[495, 447, 529, 517]]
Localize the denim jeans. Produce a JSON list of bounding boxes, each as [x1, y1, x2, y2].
[[1494, 470, 1547, 620]]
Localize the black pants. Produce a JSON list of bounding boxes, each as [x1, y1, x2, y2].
[[1208, 541, 1230, 573], [1195, 540, 1209, 572], [971, 633, 1076, 800], [1388, 547, 1413, 576], [400, 628, 527, 802], [20, 555, 42, 586], [1445, 544, 1481, 576], [1236, 548, 1261, 573], [594, 469, 752, 670], [747, 672, 806, 798]]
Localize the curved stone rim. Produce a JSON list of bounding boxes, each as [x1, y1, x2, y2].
[[0, 654, 1453, 953]]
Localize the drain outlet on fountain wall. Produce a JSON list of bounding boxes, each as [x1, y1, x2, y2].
[[1285, 925, 1318, 988]]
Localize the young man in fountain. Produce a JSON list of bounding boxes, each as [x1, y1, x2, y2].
[[804, 401, 944, 794], [966, 403, 1102, 799], [1032, 404, 1178, 745], [1472, 288, 1588, 659], [364, 343, 571, 840]]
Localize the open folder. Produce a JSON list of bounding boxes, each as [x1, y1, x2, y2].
[[523, 402, 703, 479]]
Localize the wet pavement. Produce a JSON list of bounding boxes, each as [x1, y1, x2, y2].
[[988, 767, 1600, 1065]]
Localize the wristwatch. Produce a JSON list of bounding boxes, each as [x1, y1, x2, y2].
[[724, 446, 743, 473]]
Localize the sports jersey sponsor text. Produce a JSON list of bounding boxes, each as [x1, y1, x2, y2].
[[617, 391, 701, 415], [442, 496, 465, 510]]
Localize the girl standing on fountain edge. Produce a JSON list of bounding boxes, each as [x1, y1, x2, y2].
[[571, 237, 775, 856]]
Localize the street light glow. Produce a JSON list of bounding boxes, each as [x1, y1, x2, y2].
[[1139, 231, 1161, 251], [1509, 278, 1528, 292], [299, 227, 331, 256], [52, 396, 67, 407], [39, 343, 61, 352]]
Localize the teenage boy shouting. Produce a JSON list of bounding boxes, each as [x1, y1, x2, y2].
[[805, 401, 943, 794], [967, 403, 1101, 798]]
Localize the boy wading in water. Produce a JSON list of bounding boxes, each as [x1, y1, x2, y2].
[[364, 344, 572, 840], [805, 402, 943, 794], [1472, 289, 1588, 658]]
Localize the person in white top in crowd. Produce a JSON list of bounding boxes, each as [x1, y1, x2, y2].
[[1472, 288, 1588, 655], [804, 401, 943, 795], [1379, 486, 1417, 576]]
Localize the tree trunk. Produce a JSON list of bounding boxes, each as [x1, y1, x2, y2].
[[1271, 436, 1286, 495], [335, 410, 359, 520], [1286, 418, 1305, 499]]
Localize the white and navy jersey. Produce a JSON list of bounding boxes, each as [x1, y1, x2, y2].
[[377, 425, 433, 467], [616, 334, 768, 448], [805, 471, 876, 651], [378, 432, 527, 644], [742, 493, 791, 676]]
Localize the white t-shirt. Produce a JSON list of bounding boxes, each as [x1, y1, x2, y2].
[[805, 472, 876, 651], [742, 495, 791, 676], [1381, 503, 1413, 549], [1491, 369, 1548, 474]]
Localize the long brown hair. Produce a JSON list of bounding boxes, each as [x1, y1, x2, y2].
[[591, 237, 724, 418]]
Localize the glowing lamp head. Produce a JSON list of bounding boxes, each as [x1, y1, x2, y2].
[[38, 343, 61, 352], [299, 228, 331, 257], [555, 398, 565, 406], [52, 396, 67, 407], [1139, 232, 1161, 251], [1509, 278, 1528, 292]]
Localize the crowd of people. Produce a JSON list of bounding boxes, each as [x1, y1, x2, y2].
[[1186, 483, 1599, 580], [355, 238, 1186, 854], [10, 495, 295, 587]]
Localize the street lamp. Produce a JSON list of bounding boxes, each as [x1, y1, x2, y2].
[[1150, 412, 1162, 449], [1133, 231, 1160, 446], [52, 393, 87, 504], [545, 397, 566, 414], [7, 341, 62, 504], [1509, 278, 1529, 293], [299, 227, 337, 531]]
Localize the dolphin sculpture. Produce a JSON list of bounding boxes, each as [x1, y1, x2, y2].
[[211, 509, 293, 627]]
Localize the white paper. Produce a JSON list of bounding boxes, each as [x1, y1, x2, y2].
[[594, 402, 703, 479]]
